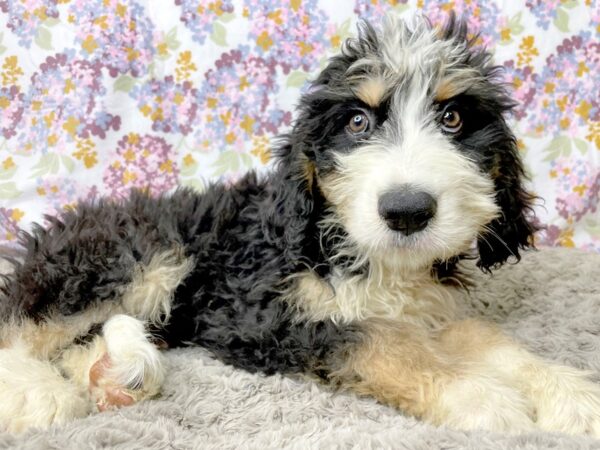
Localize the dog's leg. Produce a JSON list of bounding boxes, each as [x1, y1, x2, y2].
[[440, 319, 600, 436], [332, 319, 536, 433], [59, 314, 165, 411], [0, 345, 92, 433]]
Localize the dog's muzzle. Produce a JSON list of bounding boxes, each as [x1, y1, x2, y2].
[[378, 186, 437, 235]]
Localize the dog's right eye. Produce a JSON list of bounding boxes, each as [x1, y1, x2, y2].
[[347, 113, 369, 135]]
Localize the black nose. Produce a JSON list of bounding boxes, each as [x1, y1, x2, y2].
[[378, 187, 437, 235]]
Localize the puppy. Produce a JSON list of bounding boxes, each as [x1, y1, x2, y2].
[[2, 14, 600, 435]]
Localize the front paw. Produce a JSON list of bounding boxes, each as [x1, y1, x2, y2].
[[435, 376, 536, 433], [531, 365, 600, 436]]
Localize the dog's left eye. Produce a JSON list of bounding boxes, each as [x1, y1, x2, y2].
[[440, 108, 463, 134], [347, 113, 369, 135]]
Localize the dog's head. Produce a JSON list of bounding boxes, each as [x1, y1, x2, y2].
[[280, 14, 537, 273]]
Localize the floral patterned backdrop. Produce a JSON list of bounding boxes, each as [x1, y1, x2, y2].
[[0, 0, 598, 251]]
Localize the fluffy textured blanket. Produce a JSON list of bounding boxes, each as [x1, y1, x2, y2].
[[1, 247, 600, 449]]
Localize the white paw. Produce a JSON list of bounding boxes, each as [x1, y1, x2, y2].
[[437, 375, 536, 433], [0, 347, 91, 433], [90, 315, 165, 410], [532, 365, 600, 437]]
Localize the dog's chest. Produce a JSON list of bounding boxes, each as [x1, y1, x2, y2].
[[284, 269, 461, 328]]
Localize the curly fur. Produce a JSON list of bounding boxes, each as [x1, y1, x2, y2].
[[10, 15, 596, 437]]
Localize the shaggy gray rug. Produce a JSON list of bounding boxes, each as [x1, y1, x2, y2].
[[1, 247, 600, 450]]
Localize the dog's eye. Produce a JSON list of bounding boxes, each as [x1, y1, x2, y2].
[[440, 108, 462, 134], [347, 113, 369, 134]]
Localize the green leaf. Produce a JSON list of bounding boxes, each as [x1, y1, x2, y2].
[[543, 135, 574, 162], [212, 151, 239, 177], [180, 161, 198, 177], [44, 17, 60, 27], [574, 138, 588, 154], [0, 45, 7, 55], [60, 155, 75, 173], [0, 182, 21, 199], [542, 147, 561, 162], [339, 18, 352, 37], [30, 153, 58, 178], [239, 153, 252, 167], [286, 70, 309, 88], [546, 135, 572, 154], [219, 12, 235, 23], [554, 8, 570, 33], [210, 22, 227, 47], [166, 27, 181, 50], [35, 27, 53, 50], [114, 75, 135, 93], [512, 24, 525, 35], [562, 0, 578, 9], [584, 218, 600, 236], [0, 165, 16, 180], [509, 11, 522, 27]]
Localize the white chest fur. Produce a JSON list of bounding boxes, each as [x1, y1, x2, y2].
[[284, 266, 463, 329]]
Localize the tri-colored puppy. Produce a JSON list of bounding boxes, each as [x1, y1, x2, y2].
[[2, 14, 600, 435]]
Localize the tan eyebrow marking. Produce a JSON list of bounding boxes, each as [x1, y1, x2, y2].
[[355, 76, 388, 108], [434, 69, 483, 102]]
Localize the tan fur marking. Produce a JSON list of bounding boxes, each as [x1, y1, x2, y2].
[[121, 248, 194, 325], [434, 70, 484, 102], [0, 302, 124, 359], [299, 153, 316, 192], [0, 248, 192, 359], [332, 320, 455, 422], [355, 76, 388, 107], [330, 319, 545, 430]]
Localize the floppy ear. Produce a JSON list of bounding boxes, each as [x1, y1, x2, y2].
[[477, 132, 539, 272]]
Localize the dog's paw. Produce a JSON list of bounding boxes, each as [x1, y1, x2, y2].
[[436, 376, 536, 433], [89, 315, 165, 411], [0, 348, 91, 432], [531, 365, 600, 437]]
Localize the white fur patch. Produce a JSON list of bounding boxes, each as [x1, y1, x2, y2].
[[286, 268, 460, 327], [436, 374, 535, 433], [101, 314, 164, 394], [0, 345, 92, 433], [320, 134, 499, 273]]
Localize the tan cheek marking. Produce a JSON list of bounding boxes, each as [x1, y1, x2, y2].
[[355, 77, 388, 108]]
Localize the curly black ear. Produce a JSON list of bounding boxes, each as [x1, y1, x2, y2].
[[477, 134, 539, 272]]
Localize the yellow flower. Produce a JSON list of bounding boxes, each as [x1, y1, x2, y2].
[[81, 35, 98, 53], [175, 50, 197, 82], [10, 208, 24, 222], [183, 154, 196, 166], [517, 36, 539, 68], [159, 160, 173, 173], [122, 170, 137, 184], [2, 157, 15, 170], [2, 55, 24, 87], [225, 132, 236, 144], [257, 31, 273, 51], [240, 115, 255, 135]]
